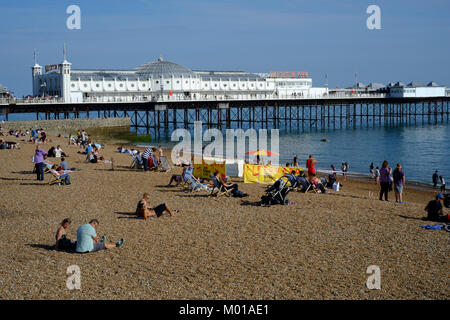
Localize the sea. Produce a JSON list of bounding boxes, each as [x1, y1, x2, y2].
[[144, 123, 450, 187], [2, 112, 449, 186]]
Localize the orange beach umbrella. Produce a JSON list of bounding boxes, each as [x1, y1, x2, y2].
[[245, 149, 279, 156]]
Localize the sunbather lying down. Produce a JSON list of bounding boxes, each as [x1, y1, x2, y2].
[[136, 193, 179, 219]]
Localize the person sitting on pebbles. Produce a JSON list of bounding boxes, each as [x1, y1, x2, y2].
[[55, 218, 76, 251], [75, 219, 124, 253], [135, 193, 179, 220]]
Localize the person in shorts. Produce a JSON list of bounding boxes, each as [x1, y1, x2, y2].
[[136, 193, 178, 220], [75, 219, 124, 253], [393, 163, 405, 204]]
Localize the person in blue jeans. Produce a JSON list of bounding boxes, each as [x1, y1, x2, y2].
[[50, 165, 71, 185], [33, 145, 47, 181], [379, 160, 392, 201]]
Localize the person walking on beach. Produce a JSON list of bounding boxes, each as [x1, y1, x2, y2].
[[33, 145, 47, 181], [439, 176, 445, 192], [393, 163, 406, 204], [370, 163, 374, 179], [432, 170, 439, 191], [379, 160, 392, 201], [306, 155, 317, 179], [75, 219, 124, 253]]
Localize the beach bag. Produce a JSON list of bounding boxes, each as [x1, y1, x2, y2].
[[332, 182, 340, 191]]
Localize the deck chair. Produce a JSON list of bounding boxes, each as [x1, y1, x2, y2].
[[130, 153, 143, 169], [48, 171, 67, 186], [158, 156, 171, 172], [182, 172, 211, 192], [306, 179, 319, 193], [296, 176, 317, 193], [210, 175, 233, 197]]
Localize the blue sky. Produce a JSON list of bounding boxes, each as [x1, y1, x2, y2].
[[0, 0, 449, 96]]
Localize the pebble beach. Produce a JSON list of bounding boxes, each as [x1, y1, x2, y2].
[[0, 134, 448, 300]]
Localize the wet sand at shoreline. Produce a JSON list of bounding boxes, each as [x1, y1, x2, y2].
[[0, 135, 448, 299]]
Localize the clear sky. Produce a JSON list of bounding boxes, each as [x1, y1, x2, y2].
[[0, 0, 449, 96]]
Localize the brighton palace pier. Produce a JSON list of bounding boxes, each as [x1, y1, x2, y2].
[[31, 55, 328, 103], [1, 54, 447, 135]]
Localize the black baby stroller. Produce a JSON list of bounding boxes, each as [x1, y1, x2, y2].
[[260, 175, 292, 206]]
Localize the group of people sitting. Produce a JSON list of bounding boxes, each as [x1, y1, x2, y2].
[[33, 144, 73, 185], [55, 218, 124, 252], [0, 138, 19, 149], [168, 166, 248, 197], [69, 129, 89, 147], [47, 145, 67, 158], [48, 157, 72, 185], [82, 141, 108, 164], [0, 128, 28, 138], [30, 128, 49, 143], [284, 170, 329, 194], [127, 146, 168, 171]]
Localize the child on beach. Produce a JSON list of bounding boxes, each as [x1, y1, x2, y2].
[[341, 162, 348, 180], [374, 166, 380, 184], [135, 193, 178, 219], [439, 176, 445, 192]]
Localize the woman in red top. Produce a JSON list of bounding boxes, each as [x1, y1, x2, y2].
[[306, 155, 317, 179]]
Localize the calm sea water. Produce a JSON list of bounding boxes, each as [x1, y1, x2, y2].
[[2, 112, 448, 185], [148, 124, 450, 186], [274, 125, 449, 186]]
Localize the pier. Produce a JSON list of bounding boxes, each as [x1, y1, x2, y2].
[[1, 96, 449, 137]]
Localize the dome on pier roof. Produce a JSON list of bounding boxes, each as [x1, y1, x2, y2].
[[135, 56, 197, 78]]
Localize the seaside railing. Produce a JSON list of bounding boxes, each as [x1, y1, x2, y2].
[[1, 93, 389, 105]]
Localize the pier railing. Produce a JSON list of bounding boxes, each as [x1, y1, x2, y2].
[[1, 93, 389, 105]]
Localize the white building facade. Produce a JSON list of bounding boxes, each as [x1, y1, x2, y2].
[[32, 56, 328, 103], [388, 81, 446, 98]]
